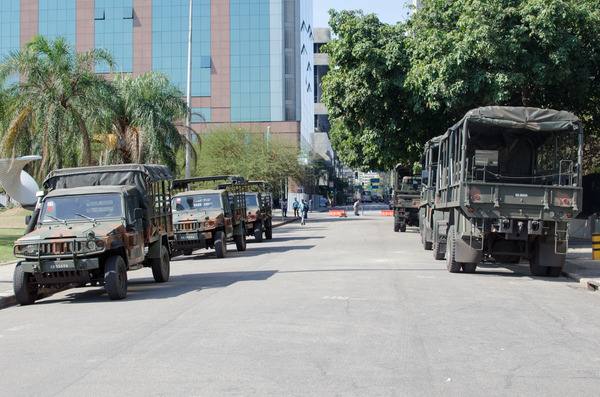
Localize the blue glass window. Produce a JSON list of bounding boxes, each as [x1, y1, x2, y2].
[[230, 0, 271, 122], [152, 0, 211, 97], [95, 0, 134, 73], [38, 0, 77, 46]]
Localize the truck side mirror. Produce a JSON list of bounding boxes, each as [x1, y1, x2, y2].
[[134, 208, 143, 220], [25, 215, 31, 225]]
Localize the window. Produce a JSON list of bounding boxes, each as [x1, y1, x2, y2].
[[94, 8, 105, 20]]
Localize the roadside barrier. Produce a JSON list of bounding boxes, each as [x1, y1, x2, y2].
[[329, 210, 347, 217], [592, 233, 600, 260], [381, 210, 393, 216]]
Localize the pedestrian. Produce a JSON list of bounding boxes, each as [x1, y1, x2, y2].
[[282, 198, 288, 217], [300, 199, 308, 225], [354, 199, 360, 216], [309, 199, 313, 213], [293, 198, 299, 217]]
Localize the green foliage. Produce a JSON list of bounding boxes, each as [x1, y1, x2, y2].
[[0, 35, 114, 179], [322, 2, 600, 172], [94, 72, 192, 171], [189, 127, 305, 191], [322, 10, 422, 171]]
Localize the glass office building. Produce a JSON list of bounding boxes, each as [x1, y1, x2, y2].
[[2, 0, 314, 152]]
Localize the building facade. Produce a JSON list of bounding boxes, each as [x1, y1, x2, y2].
[[0, 0, 314, 151]]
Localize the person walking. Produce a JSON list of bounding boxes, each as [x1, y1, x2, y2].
[[353, 199, 360, 216], [300, 199, 308, 225], [282, 198, 288, 217], [293, 198, 299, 217]]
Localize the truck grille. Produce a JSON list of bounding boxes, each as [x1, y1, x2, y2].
[[175, 222, 201, 231]]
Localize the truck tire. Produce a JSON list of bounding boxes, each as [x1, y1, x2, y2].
[[254, 221, 263, 242], [152, 245, 170, 283], [105, 255, 127, 300], [446, 226, 463, 273], [394, 222, 400, 232], [215, 231, 227, 258], [14, 262, 38, 305], [265, 219, 273, 240], [400, 223, 407, 233], [462, 263, 477, 273], [529, 240, 564, 277], [433, 241, 445, 260], [235, 228, 247, 251]]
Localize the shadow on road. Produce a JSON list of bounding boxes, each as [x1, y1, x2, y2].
[[36, 270, 279, 304]]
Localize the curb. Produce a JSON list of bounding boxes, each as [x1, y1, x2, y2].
[[561, 270, 600, 291]]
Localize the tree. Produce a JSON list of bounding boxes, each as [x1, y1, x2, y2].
[[189, 127, 305, 192], [406, 0, 600, 127], [321, 2, 600, 172], [321, 10, 423, 171], [96, 72, 192, 172], [0, 35, 114, 178]]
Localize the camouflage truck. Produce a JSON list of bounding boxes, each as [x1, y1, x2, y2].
[[245, 181, 274, 241], [13, 164, 174, 304], [171, 175, 247, 258], [392, 164, 421, 232], [431, 106, 583, 276]]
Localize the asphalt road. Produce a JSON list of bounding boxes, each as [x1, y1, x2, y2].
[[1, 204, 599, 396]]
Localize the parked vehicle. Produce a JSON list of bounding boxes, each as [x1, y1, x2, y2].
[[242, 181, 273, 242], [392, 165, 421, 232], [171, 175, 247, 257], [13, 164, 174, 304], [426, 106, 583, 276], [419, 135, 446, 258]]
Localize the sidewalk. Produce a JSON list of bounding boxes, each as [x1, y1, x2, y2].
[[2, 217, 599, 309]]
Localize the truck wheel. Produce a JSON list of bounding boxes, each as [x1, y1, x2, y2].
[[14, 262, 38, 305], [152, 245, 170, 283], [400, 223, 407, 233], [446, 226, 463, 273], [254, 221, 263, 242], [422, 232, 433, 251], [215, 231, 227, 258], [105, 255, 127, 300], [394, 222, 400, 232], [235, 228, 247, 251], [547, 266, 563, 277], [433, 241, 445, 260], [462, 263, 477, 273], [529, 240, 548, 276], [265, 220, 273, 240]]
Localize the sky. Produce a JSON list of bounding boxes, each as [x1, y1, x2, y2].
[[313, 0, 414, 29]]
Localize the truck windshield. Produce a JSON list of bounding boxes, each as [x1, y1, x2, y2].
[[173, 194, 221, 211], [40, 193, 122, 223], [246, 195, 258, 207]]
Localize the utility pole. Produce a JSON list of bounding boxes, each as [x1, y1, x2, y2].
[[185, 0, 193, 178]]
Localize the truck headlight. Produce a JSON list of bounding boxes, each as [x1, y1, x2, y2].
[[87, 241, 97, 250]]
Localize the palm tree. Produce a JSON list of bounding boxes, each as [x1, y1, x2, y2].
[[0, 35, 113, 177], [97, 71, 195, 172]]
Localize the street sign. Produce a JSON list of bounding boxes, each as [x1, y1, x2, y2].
[[297, 186, 304, 189]]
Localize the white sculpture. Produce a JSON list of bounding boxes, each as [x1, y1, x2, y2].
[[0, 155, 42, 209]]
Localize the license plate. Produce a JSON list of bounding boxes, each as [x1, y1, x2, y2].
[[179, 232, 198, 241]]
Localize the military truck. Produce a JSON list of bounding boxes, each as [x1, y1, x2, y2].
[[171, 175, 247, 257], [392, 164, 421, 232], [13, 164, 174, 304], [418, 135, 446, 258], [429, 106, 583, 276], [245, 181, 273, 241]]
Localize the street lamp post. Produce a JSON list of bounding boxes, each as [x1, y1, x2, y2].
[[185, 0, 193, 178]]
